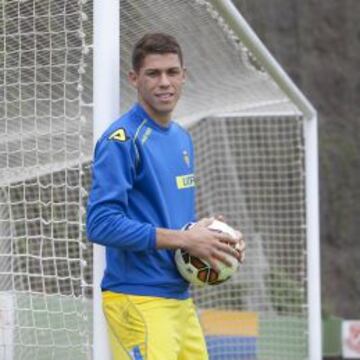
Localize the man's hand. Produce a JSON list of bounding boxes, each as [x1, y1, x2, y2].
[[234, 230, 246, 264], [182, 217, 245, 272], [213, 215, 246, 264], [156, 217, 246, 272]]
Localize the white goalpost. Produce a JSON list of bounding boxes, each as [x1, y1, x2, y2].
[[0, 0, 321, 359], [93, 1, 119, 359]]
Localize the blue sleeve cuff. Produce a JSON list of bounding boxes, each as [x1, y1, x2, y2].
[[148, 225, 157, 250]]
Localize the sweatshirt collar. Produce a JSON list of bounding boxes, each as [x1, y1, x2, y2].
[[133, 103, 173, 132]]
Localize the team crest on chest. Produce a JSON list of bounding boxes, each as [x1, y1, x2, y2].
[[183, 150, 190, 168]]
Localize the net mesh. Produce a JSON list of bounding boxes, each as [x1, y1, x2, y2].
[[0, 0, 310, 359], [190, 115, 307, 359], [0, 0, 92, 358], [119, 0, 299, 125]]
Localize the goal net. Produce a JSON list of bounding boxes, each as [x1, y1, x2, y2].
[[0, 0, 319, 359]]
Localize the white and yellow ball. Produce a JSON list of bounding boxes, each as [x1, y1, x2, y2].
[[175, 220, 240, 286]]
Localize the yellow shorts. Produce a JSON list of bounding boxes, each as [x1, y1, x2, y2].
[[102, 291, 209, 360]]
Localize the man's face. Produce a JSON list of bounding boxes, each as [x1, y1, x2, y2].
[[128, 53, 186, 125]]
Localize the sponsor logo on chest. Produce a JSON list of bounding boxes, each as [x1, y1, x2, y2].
[[176, 174, 195, 189]]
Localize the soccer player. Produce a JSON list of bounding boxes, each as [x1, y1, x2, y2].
[[86, 32, 245, 360]]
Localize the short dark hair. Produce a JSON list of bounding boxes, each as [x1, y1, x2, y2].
[[131, 32, 183, 72]]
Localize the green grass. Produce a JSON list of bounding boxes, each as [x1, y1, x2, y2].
[[259, 316, 308, 360], [6, 293, 313, 359], [8, 293, 93, 360]]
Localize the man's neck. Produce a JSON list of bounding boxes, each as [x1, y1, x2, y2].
[[138, 101, 172, 127]]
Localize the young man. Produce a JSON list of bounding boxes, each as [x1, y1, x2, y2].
[[87, 33, 245, 359]]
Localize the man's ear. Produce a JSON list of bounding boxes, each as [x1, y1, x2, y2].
[[182, 67, 187, 83], [128, 70, 138, 88]]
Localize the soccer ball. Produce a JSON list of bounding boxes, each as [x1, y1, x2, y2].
[[175, 219, 240, 286]]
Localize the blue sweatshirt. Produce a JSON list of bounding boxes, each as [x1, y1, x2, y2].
[[86, 104, 196, 299]]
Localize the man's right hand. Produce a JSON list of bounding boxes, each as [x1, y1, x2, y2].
[[181, 217, 243, 272], [156, 217, 245, 272]]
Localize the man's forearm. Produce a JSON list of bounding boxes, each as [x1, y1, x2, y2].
[[156, 228, 187, 250]]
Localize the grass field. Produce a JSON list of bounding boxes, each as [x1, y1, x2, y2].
[[2, 293, 310, 360]]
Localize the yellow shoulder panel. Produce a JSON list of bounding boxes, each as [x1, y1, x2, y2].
[[109, 128, 129, 142]]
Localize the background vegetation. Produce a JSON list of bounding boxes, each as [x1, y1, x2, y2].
[[234, 0, 360, 319]]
